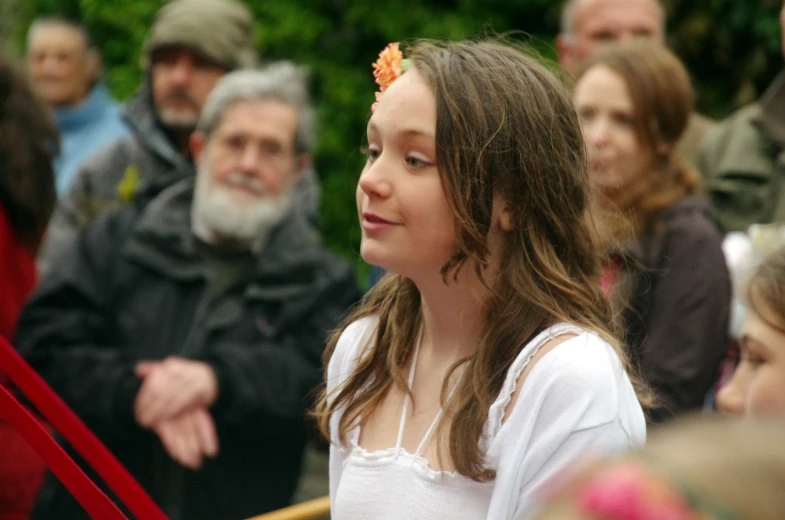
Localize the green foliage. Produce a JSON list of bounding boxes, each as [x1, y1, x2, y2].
[[12, 0, 785, 279], [665, 0, 783, 116]]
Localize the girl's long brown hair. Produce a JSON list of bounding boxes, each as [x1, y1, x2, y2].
[[0, 55, 57, 252], [314, 39, 649, 482]]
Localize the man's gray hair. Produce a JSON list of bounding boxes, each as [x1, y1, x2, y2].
[[196, 62, 315, 155], [27, 16, 94, 51], [559, 0, 581, 39]]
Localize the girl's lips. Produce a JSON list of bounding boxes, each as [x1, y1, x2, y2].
[[361, 212, 399, 232], [363, 212, 395, 224]]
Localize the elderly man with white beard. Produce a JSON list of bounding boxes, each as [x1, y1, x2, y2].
[[13, 63, 361, 520]]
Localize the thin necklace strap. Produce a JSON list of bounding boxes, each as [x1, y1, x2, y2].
[[394, 327, 423, 455], [413, 369, 464, 457]]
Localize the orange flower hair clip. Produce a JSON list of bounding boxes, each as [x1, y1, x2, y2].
[[371, 43, 411, 112]]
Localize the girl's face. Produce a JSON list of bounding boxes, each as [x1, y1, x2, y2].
[[356, 69, 456, 279], [574, 65, 655, 203], [717, 305, 785, 417]]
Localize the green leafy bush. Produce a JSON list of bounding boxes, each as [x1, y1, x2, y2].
[[665, 0, 783, 115]]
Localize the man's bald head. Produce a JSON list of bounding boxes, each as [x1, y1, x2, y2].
[[557, 0, 665, 74]]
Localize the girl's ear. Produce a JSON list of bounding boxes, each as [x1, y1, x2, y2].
[[499, 201, 514, 232]]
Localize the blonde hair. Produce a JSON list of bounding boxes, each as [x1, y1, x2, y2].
[[536, 415, 785, 520], [747, 245, 785, 333]]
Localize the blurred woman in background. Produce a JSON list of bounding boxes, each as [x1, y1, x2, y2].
[[572, 41, 731, 423], [717, 245, 785, 417], [0, 54, 57, 519]]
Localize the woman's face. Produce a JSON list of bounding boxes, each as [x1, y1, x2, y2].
[[717, 304, 785, 417], [574, 65, 655, 203]]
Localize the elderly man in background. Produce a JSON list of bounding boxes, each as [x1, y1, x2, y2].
[[556, 0, 714, 166], [26, 16, 128, 194], [14, 62, 359, 520], [39, 0, 320, 271]]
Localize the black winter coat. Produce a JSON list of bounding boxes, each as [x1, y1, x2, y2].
[[15, 179, 360, 520]]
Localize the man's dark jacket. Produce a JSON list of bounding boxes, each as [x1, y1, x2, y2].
[[15, 178, 360, 520]]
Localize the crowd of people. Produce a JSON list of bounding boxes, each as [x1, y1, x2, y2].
[[1, 0, 784, 519]]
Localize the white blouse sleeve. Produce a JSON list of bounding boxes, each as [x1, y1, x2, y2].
[[487, 333, 646, 520]]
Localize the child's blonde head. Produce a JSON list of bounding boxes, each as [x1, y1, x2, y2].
[[747, 245, 785, 333]]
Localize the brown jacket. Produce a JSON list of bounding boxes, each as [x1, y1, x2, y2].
[[614, 196, 731, 423]]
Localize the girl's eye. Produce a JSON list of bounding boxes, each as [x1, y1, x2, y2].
[[742, 349, 764, 368], [405, 156, 428, 168], [577, 107, 595, 121], [747, 354, 764, 367], [361, 146, 381, 163], [613, 112, 635, 127]]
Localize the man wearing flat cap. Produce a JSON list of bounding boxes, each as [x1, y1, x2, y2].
[[39, 0, 320, 270]]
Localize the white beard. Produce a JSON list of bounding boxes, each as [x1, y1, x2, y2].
[[191, 166, 293, 248]]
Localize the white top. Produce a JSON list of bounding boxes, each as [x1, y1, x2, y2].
[[327, 317, 646, 520]]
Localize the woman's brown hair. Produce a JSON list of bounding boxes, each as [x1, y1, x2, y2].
[[574, 41, 701, 230], [747, 245, 785, 333], [0, 55, 58, 252], [314, 39, 649, 482]]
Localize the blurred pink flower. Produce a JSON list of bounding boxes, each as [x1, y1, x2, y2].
[[577, 463, 697, 520]]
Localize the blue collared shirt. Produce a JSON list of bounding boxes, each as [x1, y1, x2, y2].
[[53, 83, 129, 194]]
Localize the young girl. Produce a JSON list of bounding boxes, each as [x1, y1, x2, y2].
[[717, 245, 785, 416], [534, 415, 785, 520], [315, 40, 647, 519], [572, 42, 731, 422]]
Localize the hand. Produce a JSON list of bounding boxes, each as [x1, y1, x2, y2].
[[134, 357, 218, 428], [153, 407, 219, 470]]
